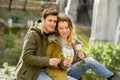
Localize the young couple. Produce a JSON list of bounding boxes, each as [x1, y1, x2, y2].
[[15, 8, 119, 80]]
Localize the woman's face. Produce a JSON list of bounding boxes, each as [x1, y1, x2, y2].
[[57, 21, 70, 39]]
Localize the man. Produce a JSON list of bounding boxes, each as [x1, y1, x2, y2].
[[15, 8, 60, 80]]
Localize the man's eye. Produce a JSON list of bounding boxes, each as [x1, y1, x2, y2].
[[48, 20, 52, 22], [54, 21, 57, 23]]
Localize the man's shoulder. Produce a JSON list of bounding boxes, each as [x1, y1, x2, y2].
[[28, 22, 43, 35]]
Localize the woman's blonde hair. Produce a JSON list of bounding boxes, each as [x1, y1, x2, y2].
[[56, 13, 75, 45]]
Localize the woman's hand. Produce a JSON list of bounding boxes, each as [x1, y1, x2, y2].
[[63, 58, 72, 67]]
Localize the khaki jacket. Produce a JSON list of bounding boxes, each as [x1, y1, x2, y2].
[[15, 23, 50, 80], [46, 41, 67, 80], [46, 39, 79, 80]]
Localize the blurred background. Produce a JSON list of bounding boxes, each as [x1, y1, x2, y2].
[[0, 0, 120, 80]]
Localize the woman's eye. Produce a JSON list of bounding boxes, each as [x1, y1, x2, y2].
[[66, 27, 69, 29]]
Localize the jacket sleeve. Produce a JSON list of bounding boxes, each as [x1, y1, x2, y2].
[[22, 31, 49, 67]]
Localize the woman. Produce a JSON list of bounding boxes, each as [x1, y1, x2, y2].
[[45, 13, 118, 80], [45, 12, 78, 80]]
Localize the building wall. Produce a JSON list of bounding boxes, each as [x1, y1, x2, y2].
[[90, 0, 120, 44]]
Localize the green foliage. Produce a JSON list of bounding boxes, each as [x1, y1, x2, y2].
[[77, 35, 88, 47], [76, 34, 120, 79], [9, 43, 22, 65], [3, 33, 16, 48], [82, 41, 120, 80], [11, 13, 37, 23], [87, 42, 120, 72], [75, 26, 90, 49], [0, 32, 22, 66]]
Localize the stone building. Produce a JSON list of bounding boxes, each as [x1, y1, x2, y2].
[[57, 0, 94, 25], [90, 0, 120, 44]]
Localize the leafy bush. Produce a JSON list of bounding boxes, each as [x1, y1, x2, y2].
[[76, 32, 120, 79], [0, 32, 22, 67], [86, 42, 120, 72], [83, 41, 120, 80]]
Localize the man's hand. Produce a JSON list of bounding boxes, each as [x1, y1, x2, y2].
[[49, 58, 61, 67]]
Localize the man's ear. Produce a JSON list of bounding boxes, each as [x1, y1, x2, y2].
[[41, 18, 45, 23]]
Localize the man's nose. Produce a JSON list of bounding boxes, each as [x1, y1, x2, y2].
[[51, 21, 56, 26]]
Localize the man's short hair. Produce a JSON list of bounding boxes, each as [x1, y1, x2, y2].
[[42, 7, 58, 19]]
